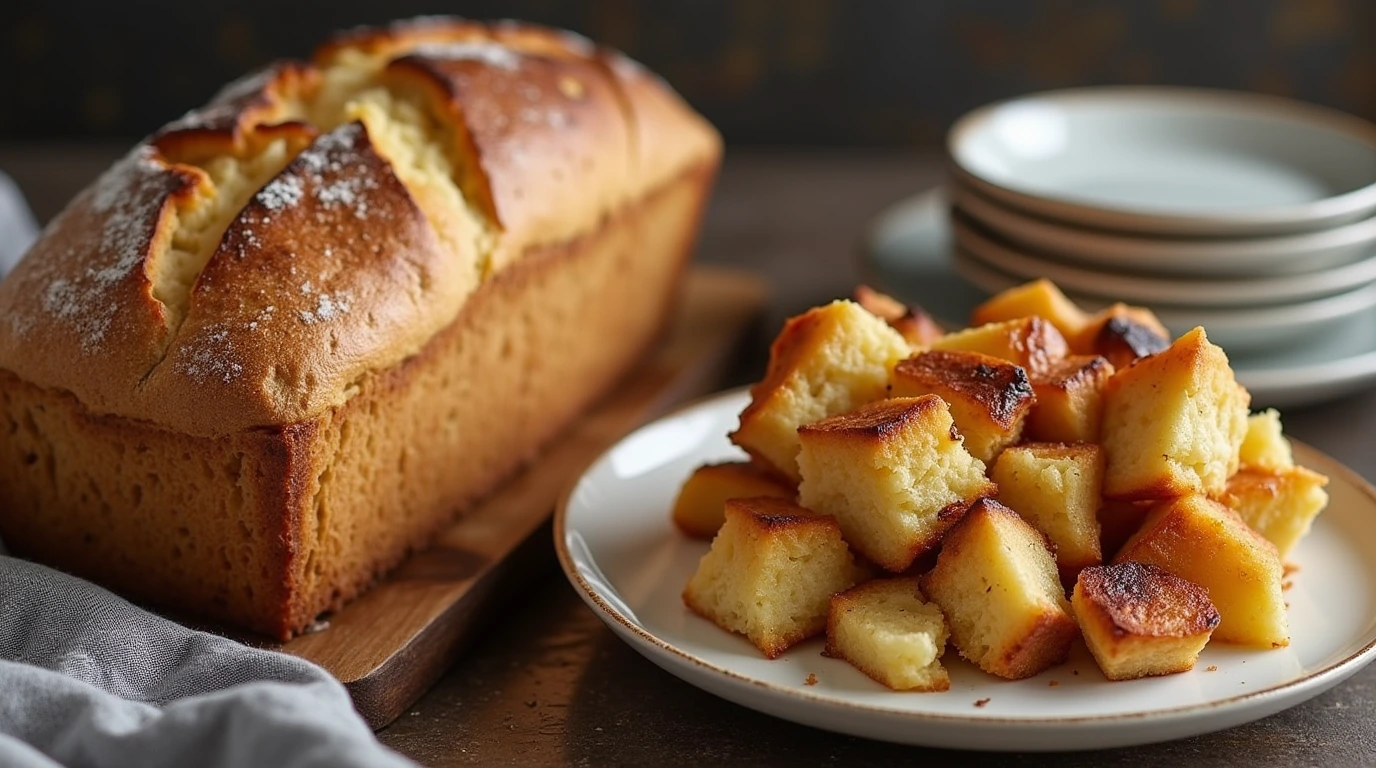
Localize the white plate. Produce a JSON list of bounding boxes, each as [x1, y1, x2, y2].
[[861, 188, 1376, 407], [951, 180, 1376, 277], [948, 87, 1376, 236], [952, 214, 1376, 307], [556, 389, 1376, 751]]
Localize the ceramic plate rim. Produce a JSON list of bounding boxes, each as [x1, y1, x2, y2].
[[949, 180, 1376, 276], [952, 214, 1376, 307], [554, 388, 1376, 748], [947, 86, 1376, 236]]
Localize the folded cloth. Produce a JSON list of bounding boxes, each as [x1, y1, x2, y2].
[[0, 556, 415, 768]]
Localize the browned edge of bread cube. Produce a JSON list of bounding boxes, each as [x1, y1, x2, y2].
[[797, 396, 995, 572], [1073, 562, 1219, 681], [919, 498, 1079, 680], [682, 496, 865, 659], [891, 350, 1035, 464]]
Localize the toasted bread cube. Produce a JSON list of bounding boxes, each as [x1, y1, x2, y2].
[[1025, 355, 1115, 444], [1073, 562, 1220, 681], [990, 443, 1105, 583], [1101, 327, 1250, 500], [930, 316, 1069, 376], [671, 461, 796, 540], [969, 278, 1089, 341], [1115, 495, 1288, 647], [1070, 303, 1171, 369], [826, 578, 950, 692], [683, 497, 868, 658], [1239, 409, 1294, 470], [919, 499, 1080, 679], [1098, 499, 1153, 562], [730, 300, 910, 482], [797, 396, 996, 572], [890, 350, 1036, 463], [1213, 466, 1328, 557], [853, 285, 945, 347]]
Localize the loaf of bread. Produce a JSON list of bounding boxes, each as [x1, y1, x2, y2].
[[0, 17, 721, 638]]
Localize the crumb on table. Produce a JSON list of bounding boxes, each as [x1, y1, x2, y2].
[[805, 673, 818, 686], [1206, 665, 1218, 672], [974, 698, 991, 708], [1048, 680, 1059, 687]]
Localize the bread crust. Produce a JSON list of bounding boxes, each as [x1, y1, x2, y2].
[[0, 18, 720, 638], [0, 17, 720, 437]]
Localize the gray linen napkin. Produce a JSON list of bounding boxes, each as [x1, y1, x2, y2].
[[0, 174, 414, 767]]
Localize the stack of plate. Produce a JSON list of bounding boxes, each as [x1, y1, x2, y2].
[[864, 87, 1376, 407]]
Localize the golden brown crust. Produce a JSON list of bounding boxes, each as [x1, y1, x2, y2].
[[727, 496, 828, 531], [0, 139, 713, 639], [1076, 562, 1220, 638], [893, 351, 1034, 430], [796, 396, 944, 441], [0, 18, 720, 439]]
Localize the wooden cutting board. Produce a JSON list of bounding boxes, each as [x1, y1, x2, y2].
[[271, 266, 767, 729]]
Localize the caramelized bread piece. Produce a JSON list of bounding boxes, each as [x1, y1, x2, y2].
[[969, 278, 1089, 341], [683, 496, 868, 659], [930, 316, 1069, 376], [990, 443, 1105, 583], [1073, 562, 1219, 681], [671, 461, 795, 540], [890, 350, 1036, 463], [1115, 495, 1288, 647], [826, 578, 950, 692], [1101, 327, 1249, 500], [1213, 466, 1328, 557], [852, 285, 945, 347], [797, 396, 995, 572], [730, 300, 910, 482], [1024, 354, 1115, 444], [1070, 303, 1171, 369], [920, 499, 1079, 679], [1239, 409, 1294, 470]]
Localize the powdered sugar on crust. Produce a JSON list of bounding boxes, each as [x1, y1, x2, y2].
[[408, 41, 523, 70], [36, 146, 174, 352], [250, 123, 380, 222], [178, 324, 244, 384]]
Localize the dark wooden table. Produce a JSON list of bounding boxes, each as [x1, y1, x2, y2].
[[4, 145, 1374, 766]]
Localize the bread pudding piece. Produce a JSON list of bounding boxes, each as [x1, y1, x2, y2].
[[826, 578, 950, 692], [1070, 303, 1171, 370], [1098, 499, 1153, 562], [796, 396, 996, 572], [730, 300, 910, 482], [683, 496, 868, 658], [930, 316, 1069, 377], [671, 461, 796, 540], [852, 285, 945, 347], [969, 278, 1089, 341], [1213, 466, 1328, 558], [1239, 409, 1294, 470], [990, 443, 1105, 583], [919, 499, 1079, 679], [1024, 354, 1115, 444], [890, 350, 1036, 463], [1072, 562, 1220, 681], [1115, 495, 1288, 647], [1101, 327, 1249, 500]]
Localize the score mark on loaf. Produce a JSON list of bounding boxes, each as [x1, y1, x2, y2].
[[0, 17, 721, 639]]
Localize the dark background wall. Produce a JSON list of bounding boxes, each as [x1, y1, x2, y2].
[[3, 0, 1373, 146]]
